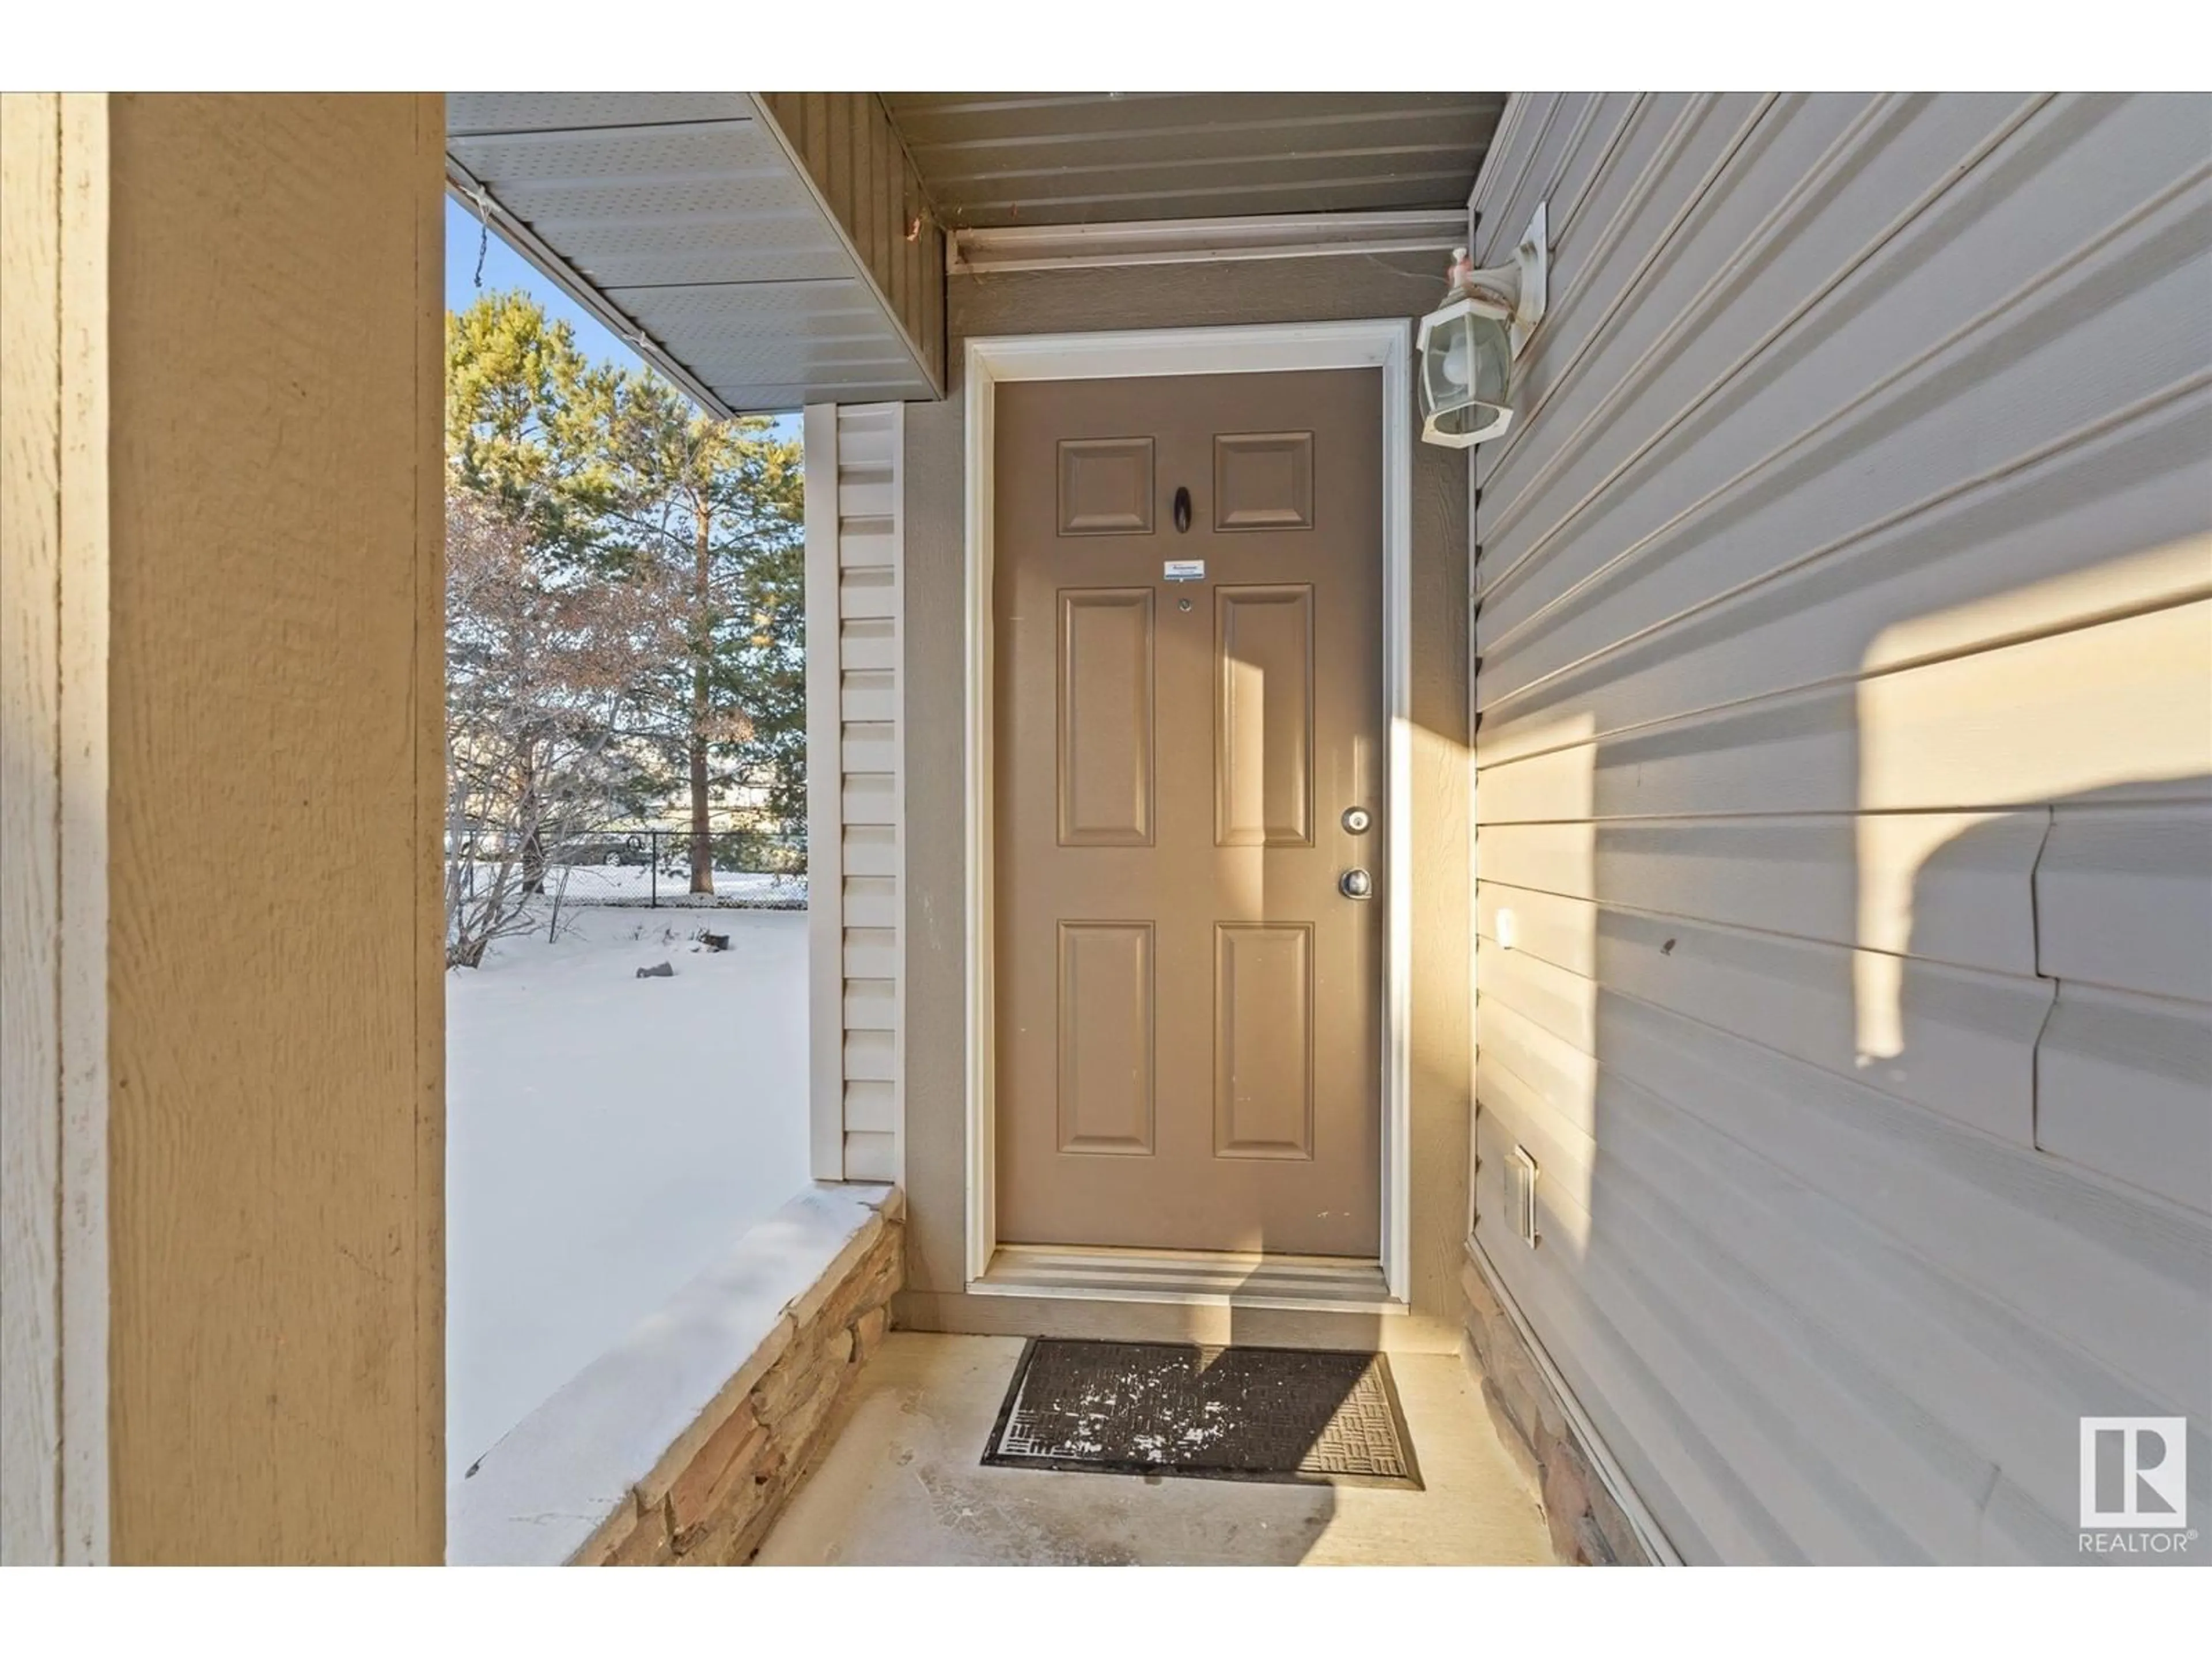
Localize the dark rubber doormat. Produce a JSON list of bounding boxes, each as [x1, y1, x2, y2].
[[982, 1338, 1421, 1489]]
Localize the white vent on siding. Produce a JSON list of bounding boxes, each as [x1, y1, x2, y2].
[[1508, 1145, 1541, 1248]]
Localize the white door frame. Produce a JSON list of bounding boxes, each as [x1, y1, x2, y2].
[[962, 318, 1416, 1302]]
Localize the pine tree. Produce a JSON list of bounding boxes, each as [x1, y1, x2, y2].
[[598, 374, 805, 894], [444, 290, 807, 904]]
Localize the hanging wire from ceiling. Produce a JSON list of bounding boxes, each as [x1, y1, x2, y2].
[[467, 184, 493, 289]]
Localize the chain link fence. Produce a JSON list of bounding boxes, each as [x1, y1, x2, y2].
[[453, 825, 808, 912]]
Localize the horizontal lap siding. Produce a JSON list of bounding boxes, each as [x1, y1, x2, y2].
[[808, 403, 905, 1183], [1469, 92, 2212, 1563], [838, 405, 904, 1183]]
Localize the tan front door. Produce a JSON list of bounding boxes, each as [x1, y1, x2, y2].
[[994, 368, 1384, 1258]]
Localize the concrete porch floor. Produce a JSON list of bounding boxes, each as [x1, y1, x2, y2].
[[755, 1333, 1555, 1566]]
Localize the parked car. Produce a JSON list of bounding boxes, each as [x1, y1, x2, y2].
[[547, 833, 651, 868]]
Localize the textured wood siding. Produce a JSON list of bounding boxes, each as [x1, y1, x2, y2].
[[759, 94, 946, 396], [0, 92, 62, 1564], [1468, 92, 2212, 1563], [1, 91, 89, 1566], [96, 94, 448, 1563], [806, 403, 906, 1184]]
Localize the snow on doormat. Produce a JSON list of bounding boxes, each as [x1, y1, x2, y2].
[[982, 1339, 1421, 1489]]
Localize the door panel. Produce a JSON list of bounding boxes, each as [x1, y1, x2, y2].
[[995, 368, 1383, 1257], [1056, 922, 1156, 1155], [1216, 584, 1316, 848], [1057, 437, 1156, 535], [1056, 589, 1156, 846], [1214, 922, 1315, 1159], [1214, 431, 1315, 531]]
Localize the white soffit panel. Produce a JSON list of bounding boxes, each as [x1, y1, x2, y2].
[[446, 92, 934, 413]]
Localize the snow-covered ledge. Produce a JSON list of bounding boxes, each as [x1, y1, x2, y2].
[[450, 1181, 903, 1566]]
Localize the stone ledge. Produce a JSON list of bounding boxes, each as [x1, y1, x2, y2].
[[449, 1181, 903, 1566], [1460, 1242, 1665, 1567]]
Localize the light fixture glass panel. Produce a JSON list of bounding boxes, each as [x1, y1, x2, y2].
[[1417, 298, 1515, 448]]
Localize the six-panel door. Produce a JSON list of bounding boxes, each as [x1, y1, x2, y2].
[[994, 369, 1384, 1257]]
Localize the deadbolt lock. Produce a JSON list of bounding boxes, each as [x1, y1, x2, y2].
[[1339, 868, 1373, 900], [1341, 806, 1373, 835]]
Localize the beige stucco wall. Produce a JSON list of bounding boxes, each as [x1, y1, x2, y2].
[[897, 256, 1473, 1335], [99, 94, 444, 1564]]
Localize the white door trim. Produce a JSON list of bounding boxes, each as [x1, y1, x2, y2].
[[962, 318, 1416, 1302]]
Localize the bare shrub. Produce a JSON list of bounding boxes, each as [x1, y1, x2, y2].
[[444, 492, 679, 967]]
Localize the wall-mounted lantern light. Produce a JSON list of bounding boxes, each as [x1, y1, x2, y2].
[[1416, 202, 1548, 448]]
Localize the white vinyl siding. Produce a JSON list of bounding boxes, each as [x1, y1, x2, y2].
[[805, 402, 905, 1184], [1468, 92, 2212, 1564]]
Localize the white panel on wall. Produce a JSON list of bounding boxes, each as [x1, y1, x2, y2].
[[1466, 91, 2212, 1565], [805, 401, 906, 1185]]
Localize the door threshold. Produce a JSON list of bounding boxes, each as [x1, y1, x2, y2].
[[968, 1244, 1404, 1316]]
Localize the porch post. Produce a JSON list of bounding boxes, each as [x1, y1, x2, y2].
[[801, 402, 908, 1190], [0, 93, 446, 1565]]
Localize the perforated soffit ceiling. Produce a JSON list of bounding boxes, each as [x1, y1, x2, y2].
[[446, 92, 1504, 414], [446, 92, 918, 416], [882, 92, 1505, 227]]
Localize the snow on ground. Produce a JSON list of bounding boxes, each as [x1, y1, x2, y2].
[[446, 897, 810, 1471]]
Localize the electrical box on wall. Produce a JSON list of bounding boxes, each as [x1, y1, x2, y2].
[[1508, 1145, 1541, 1248]]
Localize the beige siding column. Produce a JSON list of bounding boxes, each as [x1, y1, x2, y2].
[[1, 93, 445, 1565], [2, 90, 101, 1569]]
